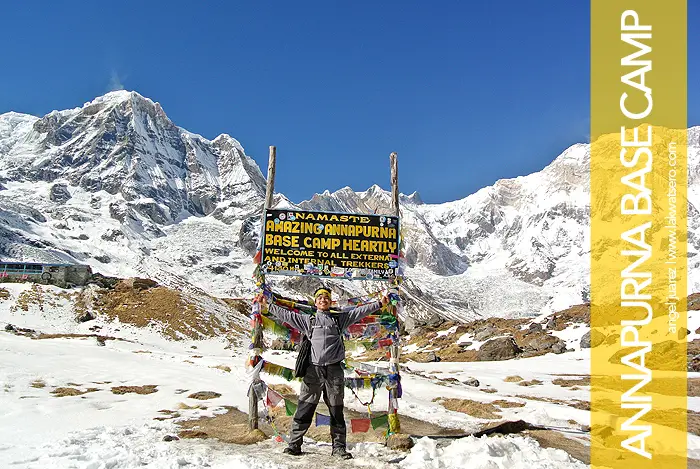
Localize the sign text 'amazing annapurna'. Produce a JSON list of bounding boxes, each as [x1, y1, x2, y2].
[[260, 209, 400, 280]]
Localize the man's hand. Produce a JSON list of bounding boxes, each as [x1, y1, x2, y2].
[[380, 294, 389, 307]]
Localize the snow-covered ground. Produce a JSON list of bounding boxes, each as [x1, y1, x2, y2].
[[0, 283, 697, 468]]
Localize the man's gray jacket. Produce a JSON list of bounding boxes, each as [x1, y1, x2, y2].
[[267, 301, 382, 366]]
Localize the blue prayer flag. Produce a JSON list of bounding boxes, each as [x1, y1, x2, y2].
[[315, 412, 331, 426]]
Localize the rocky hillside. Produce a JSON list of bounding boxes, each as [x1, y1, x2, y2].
[[393, 294, 700, 372], [0, 277, 248, 345]]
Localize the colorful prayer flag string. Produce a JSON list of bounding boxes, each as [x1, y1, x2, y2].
[[249, 274, 404, 438]]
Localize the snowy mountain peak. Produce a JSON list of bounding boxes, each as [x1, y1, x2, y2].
[[0, 91, 265, 227], [402, 191, 423, 205], [0, 111, 37, 121], [212, 133, 245, 153], [89, 90, 159, 110], [91, 89, 137, 104], [364, 183, 384, 194]]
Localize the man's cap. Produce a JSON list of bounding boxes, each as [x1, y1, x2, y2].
[[314, 287, 332, 299]]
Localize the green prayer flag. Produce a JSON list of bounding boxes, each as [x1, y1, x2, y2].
[[371, 414, 389, 430], [274, 322, 288, 337], [285, 399, 297, 416], [379, 314, 397, 324]]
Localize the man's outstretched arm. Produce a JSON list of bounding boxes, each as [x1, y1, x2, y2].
[[265, 301, 311, 335], [339, 295, 389, 330]]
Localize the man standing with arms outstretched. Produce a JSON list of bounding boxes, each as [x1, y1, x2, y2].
[[262, 287, 388, 460]]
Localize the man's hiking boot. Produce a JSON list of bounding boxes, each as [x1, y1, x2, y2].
[[332, 447, 353, 460], [283, 446, 303, 456]]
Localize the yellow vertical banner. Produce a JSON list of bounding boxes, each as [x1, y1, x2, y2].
[[591, 1, 687, 468]]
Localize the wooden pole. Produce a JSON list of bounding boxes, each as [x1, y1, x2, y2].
[[388, 151, 401, 433], [390, 152, 399, 218], [249, 146, 277, 431], [265, 146, 277, 209]]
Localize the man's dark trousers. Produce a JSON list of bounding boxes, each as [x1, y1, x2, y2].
[[289, 362, 346, 449]]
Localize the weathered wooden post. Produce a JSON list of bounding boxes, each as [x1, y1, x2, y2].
[[390, 152, 399, 216], [388, 151, 401, 433], [249, 145, 277, 431], [265, 146, 277, 209]]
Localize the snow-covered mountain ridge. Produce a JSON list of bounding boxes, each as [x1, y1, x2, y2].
[[1, 90, 698, 322]]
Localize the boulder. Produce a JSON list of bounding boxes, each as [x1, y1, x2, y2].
[[475, 324, 498, 341], [426, 315, 445, 328], [425, 351, 441, 362], [238, 429, 267, 444], [187, 391, 221, 400], [604, 333, 620, 346], [580, 329, 605, 349], [88, 273, 121, 289], [403, 315, 418, 333], [77, 310, 95, 323], [132, 278, 158, 290], [477, 337, 522, 361], [689, 354, 700, 373], [461, 377, 480, 387], [517, 331, 566, 355], [386, 433, 414, 451], [528, 322, 543, 332], [551, 340, 567, 354]]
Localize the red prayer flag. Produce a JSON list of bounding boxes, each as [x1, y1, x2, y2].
[[266, 388, 284, 408], [350, 418, 371, 433], [378, 338, 393, 347]]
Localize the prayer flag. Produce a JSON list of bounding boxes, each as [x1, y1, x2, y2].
[[315, 413, 331, 426], [285, 399, 297, 416], [371, 414, 389, 430], [266, 388, 283, 407], [388, 413, 400, 433], [378, 338, 393, 348], [350, 418, 371, 433]]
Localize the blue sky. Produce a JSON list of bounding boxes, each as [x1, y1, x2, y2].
[[1, 2, 695, 204]]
